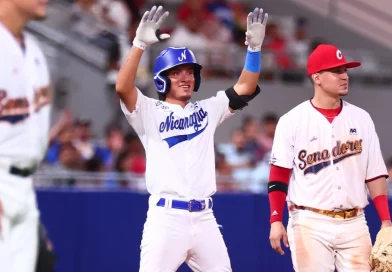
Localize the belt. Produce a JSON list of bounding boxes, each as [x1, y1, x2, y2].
[[293, 204, 360, 219], [9, 165, 37, 178], [157, 198, 213, 212]]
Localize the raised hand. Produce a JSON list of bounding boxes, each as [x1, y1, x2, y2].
[[133, 6, 170, 50], [245, 7, 269, 51]]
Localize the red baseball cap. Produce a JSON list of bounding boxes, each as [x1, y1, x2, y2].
[[307, 44, 361, 76]]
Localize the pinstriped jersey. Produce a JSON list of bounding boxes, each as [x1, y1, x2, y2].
[[0, 23, 51, 168], [120, 89, 234, 199], [270, 100, 388, 210]]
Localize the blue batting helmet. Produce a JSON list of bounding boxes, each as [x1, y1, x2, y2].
[[153, 47, 202, 94]]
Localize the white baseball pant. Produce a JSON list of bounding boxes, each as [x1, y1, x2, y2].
[[0, 172, 39, 272], [139, 196, 232, 272], [287, 208, 372, 272]]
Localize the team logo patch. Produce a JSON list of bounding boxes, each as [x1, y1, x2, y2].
[[349, 128, 357, 135], [0, 85, 51, 124], [336, 49, 343, 60], [298, 139, 363, 175], [159, 108, 208, 148]]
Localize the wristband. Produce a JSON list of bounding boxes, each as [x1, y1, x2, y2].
[[244, 47, 261, 73], [133, 39, 146, 50], [373, 194, 391, 222]]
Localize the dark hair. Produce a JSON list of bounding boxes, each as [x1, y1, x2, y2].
[[115, 150, 130, 172], [261, 112, 278, 124], [105, 123, 122, 138], [85, 156, 103, 172], [124, 132, 139, 145], [241, 115, 255, 130]]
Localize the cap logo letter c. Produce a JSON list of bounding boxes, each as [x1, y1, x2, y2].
[[336, 50, 343, 60]]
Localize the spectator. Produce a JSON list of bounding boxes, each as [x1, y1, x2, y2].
[[215, 151, 238, 192], [48, 109, 73, 145], [230, 1, 248, 47], [46, 143, 83, 186], [288, 17, 310, 70], [95, 123, 125, 170], [217, 128, 254, 189], [45, 108, 73, 164], [45, 125, 74, 164], [99, 0, 131, 35], [114, 150, 133, 188], [263, 22, 293, 70], [69, 0, 103, 39], [248, 150, 272, 194], [76, 155, 105, 188], [72, 118, 98, 161], [69, 0, 120, 51], [58, 143, 83, 171], [177, 0, 210, 23], [84, 156, 104, 172], [205, 0, 235, 31], [258, 112, 278, 153], [242, 115, 266, 161], [167, 11, 210, 67], [124, 132, 145, 157]]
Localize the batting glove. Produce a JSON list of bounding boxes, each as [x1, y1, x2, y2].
[[245, 8, 268, 52], [133, 6, 170, 50]]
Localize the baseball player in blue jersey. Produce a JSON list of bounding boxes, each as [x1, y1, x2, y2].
[[116, 5, 268, 271]]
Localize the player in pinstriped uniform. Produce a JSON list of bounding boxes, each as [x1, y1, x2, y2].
[[116, 5, 268, 272], [268, 44, 391, 272], [0, 0, 52, 271]]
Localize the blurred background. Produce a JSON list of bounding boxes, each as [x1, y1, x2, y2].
[[27, 0, 392, 271]]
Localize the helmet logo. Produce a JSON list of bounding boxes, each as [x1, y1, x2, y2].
[[336, 50, 343, 60], [178, 50, 187, 62]]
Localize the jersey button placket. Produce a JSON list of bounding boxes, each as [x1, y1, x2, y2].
[[331, 123, 341, 208], [333, 120, 344, 208]]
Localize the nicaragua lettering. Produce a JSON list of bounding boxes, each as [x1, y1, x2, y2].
[[159, 108, 208, 133]]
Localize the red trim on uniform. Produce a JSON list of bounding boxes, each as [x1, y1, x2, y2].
[[269, 165, 291, 184], [373, 195, 391, 221], [365, 175, 389, 183], [268, 165, 292, 223], [310, 100, 343, 123]]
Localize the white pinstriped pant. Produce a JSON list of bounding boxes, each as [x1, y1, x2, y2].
[[287, 208, 372, 272], [0, 172, 39, 272], [139, 196, 232, 272]]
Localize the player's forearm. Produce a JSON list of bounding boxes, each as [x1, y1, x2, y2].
[[233, 50, 261, 96], [367, 177, 391, 224], [268, 165, 292, 223], [367, 177, 388, 199], [115, 46, 144, 94]]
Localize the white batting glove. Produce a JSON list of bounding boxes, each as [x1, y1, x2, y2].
[[245, 8, 268, 52], [133, 6, 170, 50]]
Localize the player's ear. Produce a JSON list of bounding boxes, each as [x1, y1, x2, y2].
[[312, 73, 321, 85]]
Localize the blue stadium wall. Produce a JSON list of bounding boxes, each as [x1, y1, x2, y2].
[[36, 189, 385, 272]]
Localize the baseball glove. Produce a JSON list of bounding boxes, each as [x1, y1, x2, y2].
[[370, 227, 392, 272]]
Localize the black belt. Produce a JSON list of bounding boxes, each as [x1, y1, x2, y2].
[[10, 165, 37, 177]]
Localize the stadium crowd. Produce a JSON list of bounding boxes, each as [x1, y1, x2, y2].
[[39, 108, 279, 194], [37, 0, 392, 193]]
